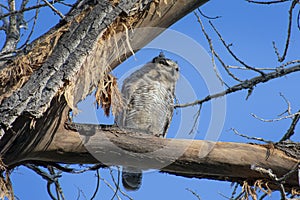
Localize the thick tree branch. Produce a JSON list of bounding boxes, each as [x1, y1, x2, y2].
[[9, 123, 298, 192]]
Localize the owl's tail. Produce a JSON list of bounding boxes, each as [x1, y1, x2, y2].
[[122, 167, 142, 191]]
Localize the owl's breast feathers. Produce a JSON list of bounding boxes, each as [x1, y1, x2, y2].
[[116, 63, 178, 137]]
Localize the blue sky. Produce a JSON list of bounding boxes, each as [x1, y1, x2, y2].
[[2, 0, 300, 199]]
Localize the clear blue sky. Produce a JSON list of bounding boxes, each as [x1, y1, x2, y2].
[[3, 0, 300, 199]]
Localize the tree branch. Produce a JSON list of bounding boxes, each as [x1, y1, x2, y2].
[[175, 64, 300, 108], [5, 123, 298, 192]]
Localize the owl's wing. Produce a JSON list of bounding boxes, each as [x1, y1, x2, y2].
[[161, 88, 175, 138], [115, 75, 142, 127]]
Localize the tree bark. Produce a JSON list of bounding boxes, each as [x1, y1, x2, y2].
[[22, 121, 300, 192]]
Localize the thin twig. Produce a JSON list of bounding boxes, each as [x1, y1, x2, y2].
[[48, 166, 65, 200], [26, 164, 62, 200], [19, 0, 40, 49], [186, 188, 201, 200], [197, 8, 221, 20], [251, 111, 300, 122], [259, 193, 268, 200], [90, 170, 100, 200], [209, 20, 265, 76], [230, 182, 239, 199], [279, 60, 300, 68], [277, 162, 299, 182], [280, 109, 300, 142], [188, 104, 202, 135], [227, 65, 276, 71], [100, 178, 122, 200], [108, 167, 132, 200], [231, 128, 273, 143], [195, 10, 241, 84], [279, 92, 292, 116], [246, 0, 290, 4], [110, 167, 120, 200], [75, 186, 88, 200], [297, 9, 300, 31], [250, 164, 295, 200], [47, 181, 58, 200], [194, 10, 228, 86], [0, 0, 62, 20], [42, 0, 65, 18], [272, 0, 298, 62]]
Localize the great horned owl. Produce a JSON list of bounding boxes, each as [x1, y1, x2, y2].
[[115, 52, 179, 191]]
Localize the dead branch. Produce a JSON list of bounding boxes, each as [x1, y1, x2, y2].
[[251, 111, 300, 123], [2, 123, 297, 192], [175, 64, 300, 108], [272, 0, 298, 62], [247, 0, 298, 62], [0, 0, 65, 20], [186, 188, 202, 200], [280, 109, 300, 142], [251, 164, 299, 199], [246, 0, 290, 5], [41, 0, 65, 19], [194, 9, 242, 84], [209, 21, 265, 76]]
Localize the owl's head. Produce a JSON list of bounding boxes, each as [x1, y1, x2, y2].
[[151, 52, 179, 82]]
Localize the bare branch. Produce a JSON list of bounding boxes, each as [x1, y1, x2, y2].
[[280, 60, 300, 68], [227, 65, 276, 71], [41, 0, 65, 19], [194, 10, 243, 84], [246, 0, 290, 4], [175, 64, 300, 108], [279, 92, 292, 116], [194, 10, 230, 87], [26, 164, 63, 200], [109, 167, 120, 200], [90, 170, 100, 200], [272, 0, 298, 62], [209, 20, 265, 76], [230, 183, 239, 199], [188, 104, 202, 135], [0, 4, 9, 10], [186, 188, 202, 200], [231, 128, 273, 143], [99, 178, 122, 200], [251, 111, 300, 122], [48, 166, 65, 200], [259, 193, 269, 200], [17, 0, 29, 30], [297, 9, 300, 31], [197, 8, 221, 20], [0, 0, 64, 20], [250, 164, 300, 200], [18, 3, 40, 49], [0, 5, 9, 32], [1, 0, 19, 54], [280, 109, 300, 142]]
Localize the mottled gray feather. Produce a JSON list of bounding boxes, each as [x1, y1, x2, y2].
[[115, 53, 179, 191]]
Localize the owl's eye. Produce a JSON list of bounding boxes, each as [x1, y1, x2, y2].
[[159, 59, 169, 66]]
